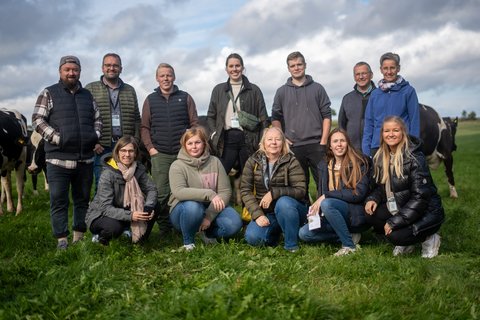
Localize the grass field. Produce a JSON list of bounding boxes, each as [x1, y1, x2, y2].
[[1, 121, 479, 319]]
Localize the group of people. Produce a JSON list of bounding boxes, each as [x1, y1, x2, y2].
[[31, 50, 444, 258]]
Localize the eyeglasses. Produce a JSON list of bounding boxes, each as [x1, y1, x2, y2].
[[119, 149, 135, 154], [103, 64, 121, 69]]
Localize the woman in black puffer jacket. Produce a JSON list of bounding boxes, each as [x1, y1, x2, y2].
[[365, 116, 444, 258]]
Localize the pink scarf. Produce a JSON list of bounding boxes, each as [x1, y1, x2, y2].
[[117, 161, 146, 243]]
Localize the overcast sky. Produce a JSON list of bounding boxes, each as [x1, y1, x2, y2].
[[1, 0, 479, 125]]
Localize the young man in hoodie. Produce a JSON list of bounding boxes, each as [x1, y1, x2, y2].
[[271, 51, 332, 196]]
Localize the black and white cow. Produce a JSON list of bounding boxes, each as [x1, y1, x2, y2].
[[26, 130, 49, 195], [420, 104, 458, 198], [0, 108, 28, 215]]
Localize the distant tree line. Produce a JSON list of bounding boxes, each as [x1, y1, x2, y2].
[[461, 110, 477, 120]]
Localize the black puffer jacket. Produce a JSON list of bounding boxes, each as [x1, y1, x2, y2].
[[366, 137, 444, 235]]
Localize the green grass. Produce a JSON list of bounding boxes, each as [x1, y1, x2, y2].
[[1, 121, 480, 319]]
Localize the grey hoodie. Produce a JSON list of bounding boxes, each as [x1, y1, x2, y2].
[[271, 75, 332, 146]]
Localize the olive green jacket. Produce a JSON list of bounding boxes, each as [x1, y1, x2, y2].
[[85, 77, 140, 146]]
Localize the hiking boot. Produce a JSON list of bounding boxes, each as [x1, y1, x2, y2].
[[392, 245, 415, 256], [334, 247, 356, 256], [421, 233, 441, 258]]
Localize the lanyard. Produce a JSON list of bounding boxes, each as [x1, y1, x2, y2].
[[228, 85, 243, 113]]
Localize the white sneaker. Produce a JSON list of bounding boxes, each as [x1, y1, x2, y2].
[[334, 247, 356, 256], [421, 233, 441, 258], [199, 231, 218, 245], [393, 245, 415, 256], [351, 233, 361, 245], [91, 234, 99, 243], [182, 244, 196, 251]]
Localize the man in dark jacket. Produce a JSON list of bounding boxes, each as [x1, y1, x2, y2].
[[32, 55, 102, 250], [338, 61, 376, 151], [85, 53, 140, 192], [141, 63, 198, 233], [271, 51, 332, 197]]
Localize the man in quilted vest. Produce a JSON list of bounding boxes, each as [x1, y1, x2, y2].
[[85, 53, 141, 192]]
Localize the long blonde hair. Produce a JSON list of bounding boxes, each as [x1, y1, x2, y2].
[[373, 116, 412, 183], [327, 128, 368, 194]]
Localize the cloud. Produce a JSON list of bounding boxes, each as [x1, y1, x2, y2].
[[0, 0, 88, 64], [89, 4, 177, 50]]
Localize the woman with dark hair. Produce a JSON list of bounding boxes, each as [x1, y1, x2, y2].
[[86, 135, 157, 245], [241, 127, 307, 252], [207, 53, 269, 174], [168, 126, 243, 251], [299, 128, 370, 256], [365, 116, 444, 258]]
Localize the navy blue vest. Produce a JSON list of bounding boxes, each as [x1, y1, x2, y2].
[[45, 81, 98, 160], [148, 88, 190, 154]]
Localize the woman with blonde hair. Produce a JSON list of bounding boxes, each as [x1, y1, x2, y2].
[[241, 127, 307, 252], [168, 126, 242, 251], [299, 128, 371, 256], [365, 116, 444, 258]]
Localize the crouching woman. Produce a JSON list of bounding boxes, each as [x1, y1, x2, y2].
[[168, 126, 243, 251], [86, 136, 157, 245], [241, 127, 307, 252], [364, 116, 444, 258], [299, 128, 371, 256]]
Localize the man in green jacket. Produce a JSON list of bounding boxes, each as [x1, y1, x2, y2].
[[85, 53, 141, 191]]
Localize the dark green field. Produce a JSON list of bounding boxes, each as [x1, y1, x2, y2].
[[1, 121, 479, 319]]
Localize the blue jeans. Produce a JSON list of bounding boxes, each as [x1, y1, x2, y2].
[[245, 196, 308, 250], [46, 162, 93, 238], [93, 144, 114, 193], [170, 201, 242, 245], [299, 198, 355, 249]]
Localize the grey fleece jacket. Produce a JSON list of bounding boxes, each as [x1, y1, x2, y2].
[[271, 75, 332, 146]]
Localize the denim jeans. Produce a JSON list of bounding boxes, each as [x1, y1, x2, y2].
[[46, 162, 93, 238], [245, 196, 308, 250], [93, 144, 114, 193], [170, 201, 242, 245], [299, 198, 355, 248]]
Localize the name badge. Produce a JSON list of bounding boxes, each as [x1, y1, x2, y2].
[[230, 115, 240, 128], [112, 114, 121, 127], [387, 196, 398, 215]]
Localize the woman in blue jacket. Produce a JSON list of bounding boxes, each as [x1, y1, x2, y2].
[[299, 128, 370, 256], [362, 52, 420, 156]]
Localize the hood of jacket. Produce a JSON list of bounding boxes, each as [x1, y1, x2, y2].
[[176, 147, 212, 169], [285, 74, 314, 87]]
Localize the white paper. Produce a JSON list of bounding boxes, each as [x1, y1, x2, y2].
[[308, 213, 321, 230]]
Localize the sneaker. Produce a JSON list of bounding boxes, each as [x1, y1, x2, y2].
[[199, 231, 218, 245], [92, 234, 99, 243], [351, 233, 361, 245], [421, 233, 441, 258], [182, 244, 196, 251], [286, 248, 299, 253], [57, 239, 68, 250], [334, 247, 356, 256], [393, 245, 415, 256], [122, 230, 132, 239]]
